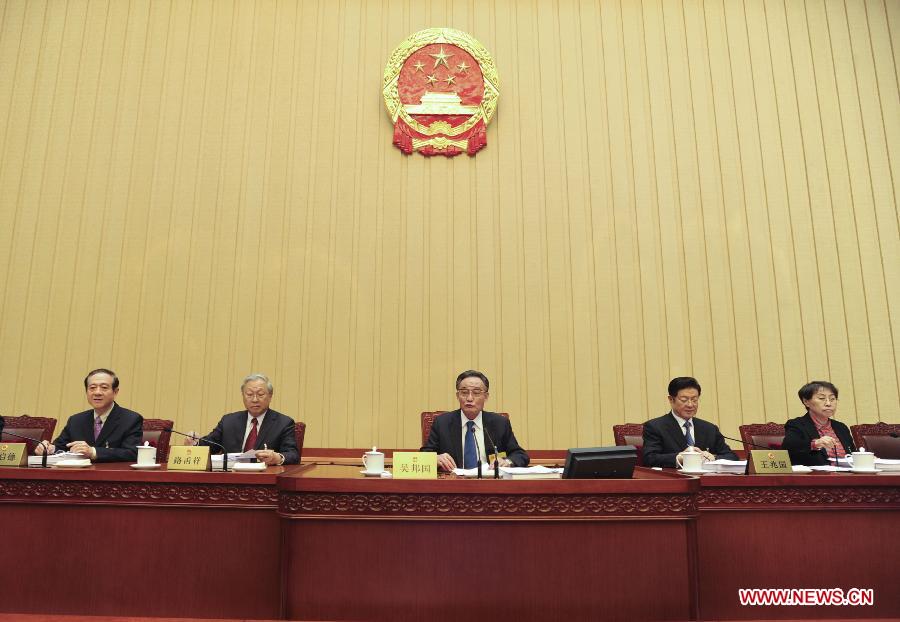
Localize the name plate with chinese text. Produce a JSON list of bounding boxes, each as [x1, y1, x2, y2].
[[392, 452, 437, 479], [167, 446, 211, 471], [748, 449, 793, 474], [0, 443, 27, 467]]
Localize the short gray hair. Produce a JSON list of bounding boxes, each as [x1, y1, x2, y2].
[[241, 373, 274, 395]]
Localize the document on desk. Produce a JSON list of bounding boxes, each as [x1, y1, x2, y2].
[[875, 458, 900, 472], [499, 466, 563, 480], [211, 452, 248, 467], [808, 465, 852, 472], [27, 452, 84, 467], [701, 459, 746, 474]]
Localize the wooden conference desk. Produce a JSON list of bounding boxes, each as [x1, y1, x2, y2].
[[0, 463, 295, 619], [278, 465, 699, 622], [1, 463, 898, 621]]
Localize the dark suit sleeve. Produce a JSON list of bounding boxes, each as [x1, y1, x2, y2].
[[199, 418, 227, 454], [420, 422, 443, 454], [51, 421, 76, 453], [272, 417, 299, 465], [94, 412, 142, 463], [836, 422, 856, 455], [782, 417, 822, 466], [495, 418, 529, 467], [641, 420, 678, 468], [706, 425, 738, 461]]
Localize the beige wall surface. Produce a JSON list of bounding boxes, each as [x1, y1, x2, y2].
[[0, 0, 897, 449]]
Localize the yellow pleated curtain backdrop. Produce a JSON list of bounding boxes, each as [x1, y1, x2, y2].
[[0, 0, 897, 450]]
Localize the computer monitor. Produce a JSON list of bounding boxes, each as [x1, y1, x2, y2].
[[563, 445, 638, 479]]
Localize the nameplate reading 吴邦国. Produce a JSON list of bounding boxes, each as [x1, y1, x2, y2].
[[748, 449, 793, 474], [167, 446, 211, 471], [0, 443, 27, 467], [392, 452, 437, 479]]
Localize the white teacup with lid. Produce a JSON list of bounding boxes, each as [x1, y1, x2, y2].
[[362, 447, 384, 473], [851, 448, 875, 471], [136, 441, 157, 466]]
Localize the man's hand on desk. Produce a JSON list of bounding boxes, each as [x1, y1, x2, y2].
[[35, 441, 55, 455], [255, 449, 284, 466], [67, 441, 97, 460], [437, 453, 457, 471]]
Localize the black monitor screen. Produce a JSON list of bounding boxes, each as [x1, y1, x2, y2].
[[563, 445, 638, 479]]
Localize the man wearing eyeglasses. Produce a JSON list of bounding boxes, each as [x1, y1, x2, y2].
[[421, 370, 529, 472], [641, 376, 738, 468], [194, 374, 299, 466]]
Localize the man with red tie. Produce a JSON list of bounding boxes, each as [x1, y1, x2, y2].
[[198, 374, 299, 466], [35, 368, 143, 462]]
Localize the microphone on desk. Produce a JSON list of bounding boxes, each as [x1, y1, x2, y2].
[[164, 427, 229, 472], [472, 430, 483, 479], [714, 434, 778, 475], [2, 427, 49, 468], [483, 425, 500, 479]]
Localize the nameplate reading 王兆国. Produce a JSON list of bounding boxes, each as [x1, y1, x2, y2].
[[0, 443, 27, 467], [392, 452, 437, 479], [167, 446, 211, 471], [748, 449, 793, 474]]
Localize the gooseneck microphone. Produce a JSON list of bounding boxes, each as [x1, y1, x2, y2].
[[483, 425, 500, 479], [472, 430, 482, 479], [2, 428, 49, 468], [164, 427, 229, 472]]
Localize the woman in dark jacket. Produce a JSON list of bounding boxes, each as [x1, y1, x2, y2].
[[782, 380, 855, 466]]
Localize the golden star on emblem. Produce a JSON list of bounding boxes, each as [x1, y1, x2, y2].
[[444, 75, 456, 86], [425, 74, 439, 86], [412, 60, 426, 73], [429, 46, 453, 69], [456, 61, 470, 74]]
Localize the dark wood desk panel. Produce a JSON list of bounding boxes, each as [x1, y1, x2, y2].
[[0, 464, 295, 619], [696, 473, 900, 620], [278, 465, 700, 622]]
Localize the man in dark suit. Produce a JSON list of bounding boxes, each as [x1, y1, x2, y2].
[[642, 376, 738, 468], [198, 374, 299, 466], [782, 380, 855, 466], [35, 368, 143, 462], [421, 370, 529, 471]]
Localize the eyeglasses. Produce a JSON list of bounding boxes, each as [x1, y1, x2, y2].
[[674, 396, 700, 405], [457, 389, 487, 398], [811, 394, 838, 403], [243, 392, 269, 401]]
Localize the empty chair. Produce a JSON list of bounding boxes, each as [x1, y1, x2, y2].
[[1, 415, 57, 453], [141, 419, 174, 463], [294, 421, 306, 462], [850, 422, 900, 459], [612, 423, 645, 466], [738, 423, 786, 453]]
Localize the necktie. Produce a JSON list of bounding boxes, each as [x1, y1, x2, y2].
[[243, 417, 259, 452], [464, 420, 477, 469], [684, 420, 695, 447], [93, 416, 103, 441]]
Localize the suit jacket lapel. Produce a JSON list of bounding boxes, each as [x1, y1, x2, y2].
[[447, 410, 463, 466], [663, 414, 688, 451], [94, 405, 119, 447], [255, 412, 276, 450], [232, 412, 250, 452]]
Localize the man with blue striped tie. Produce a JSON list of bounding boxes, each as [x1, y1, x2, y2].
[[421, 370, 529, 472], [641, 376, 738, 468]]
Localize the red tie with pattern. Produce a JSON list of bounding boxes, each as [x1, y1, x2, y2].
[[243, 417, 259, 452]]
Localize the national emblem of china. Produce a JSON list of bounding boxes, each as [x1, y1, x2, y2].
[[383, 28, 499, 157]]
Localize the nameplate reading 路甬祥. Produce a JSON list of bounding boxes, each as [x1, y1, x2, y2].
[[167, 446, 211, 471]]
